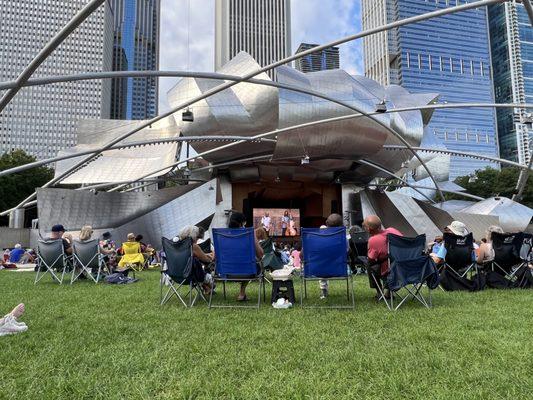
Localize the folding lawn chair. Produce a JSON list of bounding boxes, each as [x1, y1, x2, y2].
[[383, 233, 440, 311], [35, 239, 68, 284], [71, 239, 105, 284], [486, 232, 527, 288], [350, 231, 369, 274], [160, 237, 207, 308], [300, 227, 354, 309], [209, 228, 264, 309]]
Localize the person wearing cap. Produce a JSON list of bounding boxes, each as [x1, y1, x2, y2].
[[430, 221, 469, 265], [8, 244, 25, 263], [48, 224, 72, 255]]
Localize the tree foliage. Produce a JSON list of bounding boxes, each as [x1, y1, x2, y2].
[[446, 167, 533, 208], [0, 150, 54, 225]]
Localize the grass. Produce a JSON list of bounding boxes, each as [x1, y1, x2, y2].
[[1, 270, 532, 400]]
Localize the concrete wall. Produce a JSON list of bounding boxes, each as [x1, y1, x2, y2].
[[0, 228, 31, 248]]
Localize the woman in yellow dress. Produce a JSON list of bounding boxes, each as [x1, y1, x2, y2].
[[118, 233, 144, 269]]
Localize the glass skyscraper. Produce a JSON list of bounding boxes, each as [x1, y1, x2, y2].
[[362, 0, 499, 180], [295, 43, 340, 73], [488, 1, 533, 165], [110, 0, 160, 120]]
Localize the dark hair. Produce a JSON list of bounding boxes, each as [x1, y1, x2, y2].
[[135, 234, 143, 242], [228, 212, 246, 228]]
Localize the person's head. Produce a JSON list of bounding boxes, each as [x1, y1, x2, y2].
[[255, 227, 268, 241], [63, 233, 73, 244], [265, 212, 269, 217], [284, 210, 289, 217], [179, 226, 201, 242], [135, 234, 143, 242], [14, 243, 22, 249], [102, 231, 112, 240], [481, 237, 487, 243], [127, 233, 136, 242], [446, 221, 468, 236], [363, 215, 382, 235], [228, 212, 246, 228], [325, 213, 343, 228], [293, 242, 301, 252], [51, 224, 66, 239], [434, 236, 443, 244], [485, 225, 504, 243], [79, 225, 93, 241]]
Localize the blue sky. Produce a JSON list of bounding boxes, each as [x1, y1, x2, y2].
[[158, 0, 363, 112]]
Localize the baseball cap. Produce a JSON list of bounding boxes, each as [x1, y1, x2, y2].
[[51, 224, 65, 233]]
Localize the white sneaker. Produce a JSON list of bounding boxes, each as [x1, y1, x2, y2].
[[3, 314, 27, 328], [0, 316, 28, 336]]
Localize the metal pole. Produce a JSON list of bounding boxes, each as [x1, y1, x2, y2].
[[2, 100, 531, 178], [367, 183, 485, 201], [0, 0, 105, 113], [6, 0, 505, 211]]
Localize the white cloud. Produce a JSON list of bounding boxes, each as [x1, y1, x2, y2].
[[159, 0, 363, 112]]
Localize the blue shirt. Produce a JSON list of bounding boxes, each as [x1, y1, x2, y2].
[[435, 245, 447, 261], [9, 248, 25, 263]]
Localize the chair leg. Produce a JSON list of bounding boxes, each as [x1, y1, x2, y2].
[[300, 276, 304, 307], [223, 281, 226, 300]]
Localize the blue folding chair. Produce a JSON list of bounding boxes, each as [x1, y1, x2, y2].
[[385, 233, 440, 311], [210, 228, 264, 309], [300, 227, 354, 309]]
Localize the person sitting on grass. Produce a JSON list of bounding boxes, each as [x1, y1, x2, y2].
[[117, 233, 144, 272], [228, 212, 264, 301], [175, 225, 214, 295], [8, 244, 26, 264], [363, 215, 402, 300]]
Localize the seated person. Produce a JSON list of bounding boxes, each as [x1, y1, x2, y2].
[[430, 221, 469, 265], [291, 243, 301, 269], [9, 244, 25, 264], [99, 231, 117, 270], [174, 226, 214, 294], [117, 233, 144, 270], [227, 212, 263, 301], [476, 225, 504, 266], [47, 224, 73, 255], [363, 215, 402, 299]]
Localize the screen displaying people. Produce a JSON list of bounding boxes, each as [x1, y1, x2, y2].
[[253, 208, 300, 237]]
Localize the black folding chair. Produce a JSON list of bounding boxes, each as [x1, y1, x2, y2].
[[488, 232, 527, 286], [350, 231, 368, 274], [383, 234, 440, 311], [71, 239, 105, 284], [160, 237, 207, 308], [442, 232, 476, 278], [35, 239, 68, 284]]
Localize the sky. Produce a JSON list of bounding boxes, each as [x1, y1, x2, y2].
[[158, 0, 363, 112]]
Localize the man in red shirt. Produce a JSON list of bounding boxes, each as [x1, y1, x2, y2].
[[363, 215, 402, 299]]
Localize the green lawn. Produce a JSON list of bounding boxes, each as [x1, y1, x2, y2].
[[1, 270, 532, 399]]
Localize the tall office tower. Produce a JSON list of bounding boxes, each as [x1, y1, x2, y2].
[[488, 1, 533, 165], [362, 0, 499, 179], [110, 0, 160, 120], [0, 0, 113, 160], [215, 0, 291, 79], [295, 43, 340, 73]]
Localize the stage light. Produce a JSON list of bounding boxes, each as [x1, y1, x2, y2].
[[182, 108, 194, 122], [301, 155, 310, 165], [375, 100, 387, 113]]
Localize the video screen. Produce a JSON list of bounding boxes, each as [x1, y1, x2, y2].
[[253, 208, 300, 237]]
